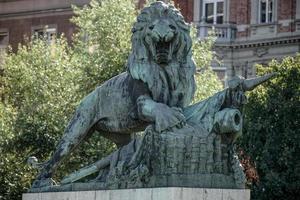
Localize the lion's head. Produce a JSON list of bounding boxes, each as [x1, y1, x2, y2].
[[127, 1, 196, 108]]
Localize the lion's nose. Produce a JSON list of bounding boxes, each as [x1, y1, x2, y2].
[[164, 31, 174, 42], [151, 22, 174, 42]]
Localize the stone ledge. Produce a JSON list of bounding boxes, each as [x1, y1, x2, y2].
[[23, 187, 250, 200]]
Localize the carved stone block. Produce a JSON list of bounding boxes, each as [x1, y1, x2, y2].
[[23, 188, 250, 200]]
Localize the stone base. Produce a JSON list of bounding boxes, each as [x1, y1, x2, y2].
[[23, 187, 250, 200]]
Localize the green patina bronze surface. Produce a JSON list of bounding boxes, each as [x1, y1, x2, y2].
[[28, 1, 275, 192]]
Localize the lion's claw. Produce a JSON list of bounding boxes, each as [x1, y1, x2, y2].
[[154, 105, 186, 132]]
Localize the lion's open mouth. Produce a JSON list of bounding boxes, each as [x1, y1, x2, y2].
[[155, 40, 172, 64]]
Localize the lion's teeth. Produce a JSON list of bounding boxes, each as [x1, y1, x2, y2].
[[168, 43, 172, 61]]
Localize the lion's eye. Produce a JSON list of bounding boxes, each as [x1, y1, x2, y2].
[[169, 24, 176, 30], [149, 25, 154, 30]]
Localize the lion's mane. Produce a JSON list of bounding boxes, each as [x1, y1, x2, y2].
[[127, 1, 196, 108]]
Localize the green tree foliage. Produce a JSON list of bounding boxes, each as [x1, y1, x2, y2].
[[193, 70, 223, 102], [237, 55, 300, 200], [0, 38, 117, 200], [0, 38, 80, 199], [191, 28, 223, 102], [71, 0, 136, 93]]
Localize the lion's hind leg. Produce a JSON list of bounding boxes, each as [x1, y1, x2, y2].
[[32, 92, 101, 188]]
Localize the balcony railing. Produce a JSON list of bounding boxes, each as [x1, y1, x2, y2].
[[196, 23, 237, 42]]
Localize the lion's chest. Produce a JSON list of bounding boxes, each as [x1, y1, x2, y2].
[[95, 73, 148, 133]]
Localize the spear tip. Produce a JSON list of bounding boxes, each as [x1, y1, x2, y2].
[[243, 72, 276, 91]]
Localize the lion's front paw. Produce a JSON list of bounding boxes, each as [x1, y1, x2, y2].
[[154, 105, 186, 132]]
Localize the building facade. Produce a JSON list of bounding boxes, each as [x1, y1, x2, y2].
[[174, 0, 300, 80], [0, 0, 90, 51]]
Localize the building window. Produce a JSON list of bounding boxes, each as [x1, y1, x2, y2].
[[203, 0, 224, 24], [0, 30, 9, 46], [32, 25, 57, 43], [259, 0, 273, 23]]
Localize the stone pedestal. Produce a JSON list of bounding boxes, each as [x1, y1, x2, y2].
[[23, 187, 250, 200]]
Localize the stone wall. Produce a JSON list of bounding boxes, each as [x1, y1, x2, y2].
[[0, 0, 90, 51], [0, 14, 75, 50], [278, 0, 297, 33], [0, 0, 89, 14], [173, 0, 194, 22], [23, 188, 251, 200]]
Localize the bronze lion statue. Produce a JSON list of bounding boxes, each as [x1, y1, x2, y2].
[[32, 1, 196, 188]]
